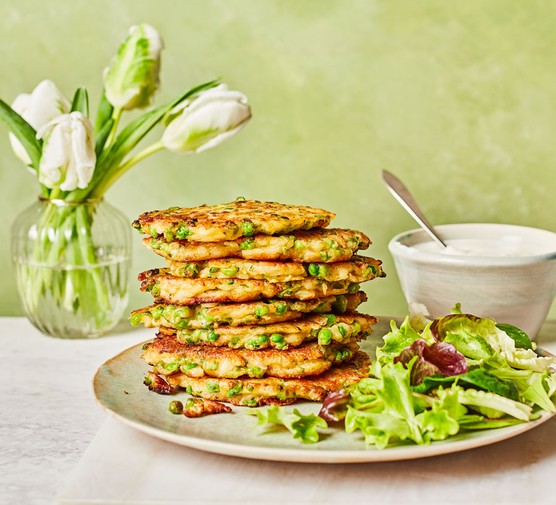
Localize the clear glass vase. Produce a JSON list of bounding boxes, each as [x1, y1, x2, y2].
[[11, 197, 131, 338]]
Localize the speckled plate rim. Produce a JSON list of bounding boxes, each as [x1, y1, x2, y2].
[[93, 340, 555, 465]]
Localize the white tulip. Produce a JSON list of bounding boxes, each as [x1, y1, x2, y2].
[[9, 80, 70, 165], [162, 84, 251, 154], [36, 112, 96, 191], [103, 24, 164, 110]]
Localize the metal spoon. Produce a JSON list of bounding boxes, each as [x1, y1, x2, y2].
[[382, 169, 447, 248]]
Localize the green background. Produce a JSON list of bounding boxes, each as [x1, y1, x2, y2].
[[0, 0, 555, 320]]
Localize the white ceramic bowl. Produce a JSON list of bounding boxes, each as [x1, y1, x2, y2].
[[388, 223, 556, 337]]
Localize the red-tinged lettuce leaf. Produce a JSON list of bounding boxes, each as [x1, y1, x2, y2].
[[319, 390, 350, 422], [394, 339, 468, 385]]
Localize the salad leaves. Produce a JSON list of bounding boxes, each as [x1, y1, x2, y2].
[[253, 312, 556, 448]]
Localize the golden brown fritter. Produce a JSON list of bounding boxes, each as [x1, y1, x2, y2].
[[165, 255, 385, 283], [145, 228, 370, 263], [145, 351, 371, 407], [130, 292, 367, 330], [142, 332, 359, 379], [157, 312, 377, 350], [133, 199, 335, 242], [139, 269, 360, 304]]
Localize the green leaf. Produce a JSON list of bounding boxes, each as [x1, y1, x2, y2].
[[252, 405, 327, 444], [95, 118, 114, 158], [70, 87, 89, 116], [496, 323, 533, 350], [94, 91, 114, 134], [0, 99, 42, 170], [522, 371, 556, 413], [457, 387, 532, 421]]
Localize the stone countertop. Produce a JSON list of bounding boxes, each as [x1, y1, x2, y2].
[[1, 317, 556, 505]]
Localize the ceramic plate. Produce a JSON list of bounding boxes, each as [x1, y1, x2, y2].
[[94, 319, 555, 464]]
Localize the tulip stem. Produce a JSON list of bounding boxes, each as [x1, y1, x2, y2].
[[89, 141, 165, 197], [105, 107, 123, 147]]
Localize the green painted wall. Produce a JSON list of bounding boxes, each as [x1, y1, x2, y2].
[[1, 0, 555, 320]]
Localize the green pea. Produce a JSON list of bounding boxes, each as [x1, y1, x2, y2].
[[164, 230, 175, 241], [180, 361, 198, 371], [248, 335, 269, 349], [168, 400, 183, 414], [308, 263, 320, 277], [130, 313, 143, 326], [149, 226, 159, 238], [149, 284, 161, 297], [227, 384, 243, 397], [150, 238, 162, 250], [207, 382, 220, 393], [347, 283, 360, 294], [207, 330, 219, 342], [151, 305, 164, 319], [175, 225, 191, 240], [325, 314, 337, 325], [230, 336, 241, 347], [320, 250, 330, 261], [254, 305, 269, 317], [239, 238, 255, 250], [294, 239, 306, 250], [185, 386, 193, 394], [318, 328, 333, 345], [164, 361, 180, 372], [209, 266, 220, 274], [317, 265, 329, 278], [247, 366, 264, 378], [270, 333, 284, 343], [236, 196, 246, 202], [244, 398, 258, 407], [221, 266, 240, 277], [185, 398, 196, 410], [241, 221, 255, 237], [275, 303, 288, 316]]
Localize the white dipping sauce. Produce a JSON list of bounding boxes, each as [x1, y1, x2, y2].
[[414, 238, 544, 257]]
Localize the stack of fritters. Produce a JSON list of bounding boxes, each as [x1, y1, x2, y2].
[[132, 199, 385, 408]]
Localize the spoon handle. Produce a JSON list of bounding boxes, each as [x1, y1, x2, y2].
[[382, 169, 447, 248]]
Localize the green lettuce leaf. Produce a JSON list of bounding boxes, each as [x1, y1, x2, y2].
[[252, 406, 327, 444]]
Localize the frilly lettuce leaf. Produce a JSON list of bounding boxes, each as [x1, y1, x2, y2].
[[416, 387, 464, 441], [252, 405, 327, 444], [522, 371, 556, 413], [376, 317, 434, 364], [457, 387, 532, 421]]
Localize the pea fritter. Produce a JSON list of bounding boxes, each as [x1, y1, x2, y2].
[[139, 269, 361, 304], [130, 292, 367, 329], [165, 255, 384, 284], [142, 332, 359, 379], [145, 228, 370, 263], [145, 351, 371, 407], [159, 312, 376, 350], [133, 199, 335, 242]]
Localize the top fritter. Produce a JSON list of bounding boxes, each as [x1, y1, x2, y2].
[[133, 199, 335, 242]]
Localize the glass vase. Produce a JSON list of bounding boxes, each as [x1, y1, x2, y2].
[[11, 197, 131, 339]]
